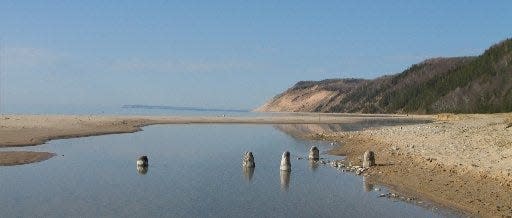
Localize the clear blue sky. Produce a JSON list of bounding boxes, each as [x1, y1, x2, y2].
[[1, 1, 511, 112]]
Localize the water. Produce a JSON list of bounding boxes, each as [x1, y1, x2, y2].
[[0, 124, 459, 217], [3, 104, 255, 116]]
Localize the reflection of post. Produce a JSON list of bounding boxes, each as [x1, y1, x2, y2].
[[242, 167, 255, 182], [308, 159, 318, 171], [280, 170, 290, 191], [363, 176, 373, 192], [137, 165, 149, 175]]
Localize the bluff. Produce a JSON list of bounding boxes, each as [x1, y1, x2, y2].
[[256, 38, 512, 114]]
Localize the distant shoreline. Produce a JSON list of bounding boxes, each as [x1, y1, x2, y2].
[[121, 104, 250, 113]]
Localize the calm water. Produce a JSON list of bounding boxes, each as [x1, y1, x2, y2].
[[0, 124, 457, 217]]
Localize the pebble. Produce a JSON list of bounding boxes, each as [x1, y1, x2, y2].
[[330, 162, 338, 168]]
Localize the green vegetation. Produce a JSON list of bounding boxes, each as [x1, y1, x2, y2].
[[265, 38, 512, 114], [385, 38, 512, 113]]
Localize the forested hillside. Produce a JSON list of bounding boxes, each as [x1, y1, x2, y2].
[[257, 38, 512, 114]]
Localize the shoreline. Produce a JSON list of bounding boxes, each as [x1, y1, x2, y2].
[[0, 151, 55, 166], [322, 113, 512, 217], [0, 114, 425, 166], [1, 113, 511, 216], [0, 114, 429, 148]]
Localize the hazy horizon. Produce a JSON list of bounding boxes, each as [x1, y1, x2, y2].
[[1, 1, 512, 114]]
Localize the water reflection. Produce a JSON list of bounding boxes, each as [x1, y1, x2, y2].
[[280, 170, 291, 191], [274, 119, 431, 139], [242, 167, 255, 182], [308, 159, 319, 171], [137, 165, 149, 175], [363, 176, 374, 192]]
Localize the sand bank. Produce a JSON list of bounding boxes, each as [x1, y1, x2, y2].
[[322, 113, 512, 217], [0, 151, 55, 166]]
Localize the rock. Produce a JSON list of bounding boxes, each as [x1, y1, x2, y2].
[[137, 155, 148, 167], [280, 151, 291, 171], [363, 150, 376, 168], [308, 146, 319, 160], [242, 152, 255, 168], [330, 162, 338, 168]]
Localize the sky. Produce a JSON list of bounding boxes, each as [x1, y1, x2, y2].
[[1, 1, 511, 113]]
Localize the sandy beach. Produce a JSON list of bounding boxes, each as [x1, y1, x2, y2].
[[320, 113, 512, 217], [1, 113, 511, 216]]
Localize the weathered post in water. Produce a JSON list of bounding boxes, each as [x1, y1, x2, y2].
[[362, 150, 375, 168], [242, 152, 255, 168], [137, 155, 148, 167], [308, 146, 319, 160], [280, 151, 291, 171]]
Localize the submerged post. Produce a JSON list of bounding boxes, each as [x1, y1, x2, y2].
[[242, 152, 255, 168], [362, 150, 375, 168], [308, 146, 319, 160], [280, 151, 291, 171]]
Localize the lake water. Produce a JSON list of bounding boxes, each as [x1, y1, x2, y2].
[[0, 124, 458, 217]]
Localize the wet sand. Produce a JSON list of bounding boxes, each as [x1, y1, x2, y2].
[[0, 151, 55, 166]]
